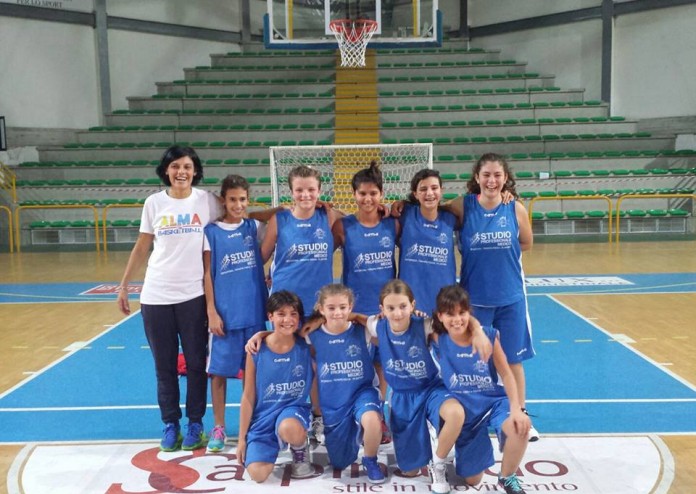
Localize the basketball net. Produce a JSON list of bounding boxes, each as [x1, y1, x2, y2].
[[329, 19, 378, 68]]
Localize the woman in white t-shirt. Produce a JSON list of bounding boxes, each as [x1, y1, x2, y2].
[[117, 145, 221, 452]]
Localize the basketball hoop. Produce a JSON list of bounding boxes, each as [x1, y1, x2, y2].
[[329, 19, 378, 68]]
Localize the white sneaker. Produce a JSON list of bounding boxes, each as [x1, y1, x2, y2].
[[528, 424, 540, 442], [309, 414, 325, 444], [290, 442, 312, 478], [427, 460, 450, 494]]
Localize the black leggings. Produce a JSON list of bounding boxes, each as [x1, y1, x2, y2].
[[141, 295, 208, 424]]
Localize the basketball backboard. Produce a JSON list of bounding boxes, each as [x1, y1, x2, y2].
[[264, 0, 441, 49]]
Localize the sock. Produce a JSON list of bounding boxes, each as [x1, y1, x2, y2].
[[433, 453, 446, 465]]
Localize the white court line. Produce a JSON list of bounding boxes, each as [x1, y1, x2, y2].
[[650, 435, 676, 494], [547, 295, 696, 393]]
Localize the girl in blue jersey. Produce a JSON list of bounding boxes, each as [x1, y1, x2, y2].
[[308, 284, 386, 483], [432, 285, 530, 494], [451, 153, 537, 441], [261, 165, 340, 318], [237, 291, 314, 483], [260, 164, 340, 443], [398, 169, 457, 316], [203, 175, 268, 453], [365, 279, 491, 494], [333, 162, 399, 441]]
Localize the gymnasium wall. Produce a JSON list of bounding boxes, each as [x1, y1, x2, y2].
[[0, 1, 239, 130], [468, 1, 696, 120], [0, 1, 694, 133]]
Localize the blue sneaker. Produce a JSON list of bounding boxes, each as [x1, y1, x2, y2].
[[160, 423, 182, 452], [182, 422, 207, 451], [363, 456, 386, 484], [206, 425, 226, 453], [498, 474, 526, 494]]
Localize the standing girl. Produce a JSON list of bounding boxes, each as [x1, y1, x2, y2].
[[398, 169, 457, 316], [261, 165, 339, 319], [432, 285, 530, 494], [117, 145, 221, 451], [455, 152, 537, 440], [366, 280, 491, 494], [308, 284, 385, 483], [237, 291, 314, 483], [203, 174, 268, 452], [333, 161, 398, 316]]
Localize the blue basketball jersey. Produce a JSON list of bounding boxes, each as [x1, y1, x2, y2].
[[270, 208, 334, 316], [458, 194, 525, 306], [204, 220, 267, 330], [436, 327, 507, 423], [375, 316, 440, 392], [398, 203, 457, 315], [341, 215, 397, 315], [308, 323, 376, 426], [250, 338, 313, 423]]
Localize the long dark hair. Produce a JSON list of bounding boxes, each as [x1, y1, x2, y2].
[[432, 285, 473, 335], [466, 152, 517, 198]]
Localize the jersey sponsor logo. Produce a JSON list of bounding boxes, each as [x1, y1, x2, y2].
[[226, 231, 242, 239], [422, 222, 439, 229], [448, 371, 494, 391], [363, 232, 379, 237], [385, 358, 428, 379], [328, 338, 345, 344], [469, 230, 512, 248], [220, 249, 257, 273], [319, 360, 364, 380], [353, 250, 393, 270], [263, 380, 307, 401], [286, 242, 330, 261], [296, 222, 312, 227], [403, 243, 449, 265]]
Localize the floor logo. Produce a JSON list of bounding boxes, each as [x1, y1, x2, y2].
[[12, 436, 668, 494]]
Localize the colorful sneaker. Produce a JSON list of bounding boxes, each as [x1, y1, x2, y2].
[[427, 460, 450, 494], [498, 473, 526, 494], [309, 414, 325, 444], [290, 442, 312, 478], [160, 422, 182, 452], [362, 456, 386, 484], [380, 418, 392, 444], [182, 422, 208, 451], [206, 425, 226, 453]]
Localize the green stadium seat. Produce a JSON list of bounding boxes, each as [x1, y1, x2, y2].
[[565, 211, 585, 219]]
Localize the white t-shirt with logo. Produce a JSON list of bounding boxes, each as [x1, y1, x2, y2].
[[139, 188, 220, 305]]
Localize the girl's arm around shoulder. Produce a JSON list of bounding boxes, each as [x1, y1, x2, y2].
[[331, 216, 345, 249], [259, 214, 278, 262], [515, 201, 533, 252], [236, 355, 257, 465], [470, 317, 493, 362], [491, 336, 530, 436], [245, 331, 273, 355]]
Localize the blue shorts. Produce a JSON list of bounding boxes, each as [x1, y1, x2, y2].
[[472, 299, 535, 364], [207, 326, 264, 378], [454, 398, 509, 478], [245, 404, 312, 466], [324, 386, 381, 469], [390, 382, 453, 471]]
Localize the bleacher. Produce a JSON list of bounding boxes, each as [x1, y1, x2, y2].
[[5, 40, 695, 249]]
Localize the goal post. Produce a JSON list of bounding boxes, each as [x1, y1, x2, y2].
[[268, 143, 433, 211]]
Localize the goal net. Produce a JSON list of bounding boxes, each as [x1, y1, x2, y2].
[[268, 143, 433, 211]]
